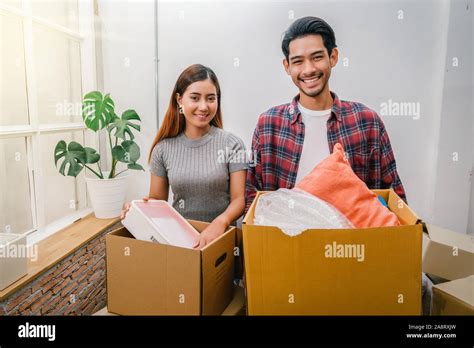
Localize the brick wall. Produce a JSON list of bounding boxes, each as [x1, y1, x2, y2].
[[0, 222, 121, 316]]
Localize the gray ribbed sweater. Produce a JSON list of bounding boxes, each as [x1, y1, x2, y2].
[[150, 126, 248, 222]]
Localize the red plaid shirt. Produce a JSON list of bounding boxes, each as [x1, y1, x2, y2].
[[246, 92, 407, 212]]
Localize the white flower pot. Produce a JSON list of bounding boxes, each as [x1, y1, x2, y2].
[[85, 171, 129, 219]]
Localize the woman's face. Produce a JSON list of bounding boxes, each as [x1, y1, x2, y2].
[[177, 79, 218, 130]]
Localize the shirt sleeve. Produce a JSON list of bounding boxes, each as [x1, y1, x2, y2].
[[226, 132, 249, 173], [379, 121, 407, 204], [150, 142, 168, 178], [245, 124, 262, 213]]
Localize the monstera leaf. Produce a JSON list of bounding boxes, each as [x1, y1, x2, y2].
[[107, 109, 141, 141], [83, 147, 100, 164], [82, 91, 115, 131], [54, 91, 143, 179], [112, 140, 144, 171], [54, 141, 86, 177], [54, 141, 101, 177]]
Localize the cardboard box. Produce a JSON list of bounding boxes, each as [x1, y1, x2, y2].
[[95, 285, 246, 316], [431, 275, 474, 315], [242, 189, 423, 315], [221, 285, 246, 316], [234, 226, 244, 279], [106, 220, 236, 315], [422, 224, 474, 281], [422, 225, 474, 315]]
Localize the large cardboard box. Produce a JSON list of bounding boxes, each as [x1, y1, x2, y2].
[[106, 220, 235, 315], [422, 224, 474, 281], [242, 189, 423, 315], [431, 275, 474, 315]]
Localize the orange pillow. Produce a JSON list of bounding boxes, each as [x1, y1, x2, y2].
[[295, 143, 400, 228]]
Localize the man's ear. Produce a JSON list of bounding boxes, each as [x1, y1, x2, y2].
[[282, 58, 290, 75], [330, 47, 339, 68]]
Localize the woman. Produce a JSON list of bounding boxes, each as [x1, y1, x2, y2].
[[121, 64, 247, 249]]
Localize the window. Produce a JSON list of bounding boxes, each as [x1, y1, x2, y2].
[[0, 0, 97, 244]]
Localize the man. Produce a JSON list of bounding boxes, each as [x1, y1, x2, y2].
[[246, 16, 406, 212], [245, 17, 432, 315]]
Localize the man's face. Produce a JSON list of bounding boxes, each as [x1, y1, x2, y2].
[[283, 34, 338, 98]]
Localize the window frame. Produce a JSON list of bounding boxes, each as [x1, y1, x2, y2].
[[0, 0, 99, 245]]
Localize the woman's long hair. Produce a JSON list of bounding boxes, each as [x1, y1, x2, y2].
[[148, 64, 223, 162]]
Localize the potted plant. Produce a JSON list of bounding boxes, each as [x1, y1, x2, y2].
[[54, 91, 144, 219]]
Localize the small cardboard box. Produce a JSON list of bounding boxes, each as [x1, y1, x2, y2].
[[422, 224, 474, 281], [242, 189, 423, 315], [106, 220, 235, 315], [431, 275, 474, 315]]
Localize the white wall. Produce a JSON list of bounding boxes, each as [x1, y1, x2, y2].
[[97, 0, 157, 201], [98, 0, 473, 233], [432, 0, 473, 234], [468, 158, 474, 234]]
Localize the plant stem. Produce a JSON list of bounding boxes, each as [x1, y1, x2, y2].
[[84, 164, 103, 178], [108, 130, 115, 178], [110, 137, 119, 177], [97, 161, 104, 178], [97, 162, 104, 178], [114, 168, 129, 177], [108, 128, 113, 149], [109, 158, 117, 179]]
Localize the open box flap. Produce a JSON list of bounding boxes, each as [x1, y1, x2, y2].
[[425, 224, 474, 253], [433, 275, 474, 307]]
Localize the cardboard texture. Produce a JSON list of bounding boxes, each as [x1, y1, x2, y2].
[[234, 226, 244, 279], [421, 224, 473, 316], [106, 220, 235, 315], [221, 285, 246, 316], [242, 189, 423, 315], [95, 285, 246, 316], [422, 224, 474, 281], [431, 275, 474, 315]]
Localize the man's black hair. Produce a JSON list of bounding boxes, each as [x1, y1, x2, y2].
[[282, 16, 337, 60]]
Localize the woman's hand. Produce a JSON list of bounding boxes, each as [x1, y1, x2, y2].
[[193, 216, 228, 249], [120, 196, 150, 220]]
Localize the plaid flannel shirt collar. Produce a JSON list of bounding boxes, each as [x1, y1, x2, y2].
[[288, 91, 343, 124]]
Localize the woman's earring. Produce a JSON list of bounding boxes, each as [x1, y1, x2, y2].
[[178, 105, 184, 114]]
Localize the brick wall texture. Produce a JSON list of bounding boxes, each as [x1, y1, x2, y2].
[[0, 222, 121, 315]]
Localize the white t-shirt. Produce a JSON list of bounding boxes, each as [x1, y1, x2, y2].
[[295, 102, 332, 184]]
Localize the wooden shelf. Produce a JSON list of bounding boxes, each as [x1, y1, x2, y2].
[[0, 214, 120, 301]]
